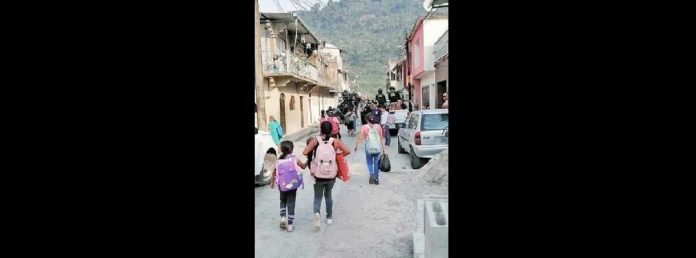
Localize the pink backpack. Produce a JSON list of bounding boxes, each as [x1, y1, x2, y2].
[[310, 136, 338, 179], [320, 116, 330, 124], [330, 117, 340, 134]]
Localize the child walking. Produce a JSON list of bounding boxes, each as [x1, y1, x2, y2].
[[270, 140, 307, 232]]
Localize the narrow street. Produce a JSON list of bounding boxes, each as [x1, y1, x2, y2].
[[255, 125, 421, 258]]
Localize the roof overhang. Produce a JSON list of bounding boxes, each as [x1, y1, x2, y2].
[[260, 12, 320, 44], [408, 17, 425, 41], [432, 0, 448, 7]]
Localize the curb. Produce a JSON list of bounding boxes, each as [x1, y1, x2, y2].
[[282, 127, 319, 143]]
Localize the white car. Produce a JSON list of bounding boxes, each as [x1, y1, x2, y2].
[[397, 109, 449, 169], [255, 129, 278, 186], [388, 109, 409, 135]]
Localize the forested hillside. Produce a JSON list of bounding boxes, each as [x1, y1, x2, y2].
[[296, 0, 425, 96]]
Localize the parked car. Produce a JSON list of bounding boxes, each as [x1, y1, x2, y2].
[[397, 109, 448, 169], [255, 129, 278, 186]]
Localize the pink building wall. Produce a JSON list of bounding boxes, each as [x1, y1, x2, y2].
[[408, 17, 425, 110]]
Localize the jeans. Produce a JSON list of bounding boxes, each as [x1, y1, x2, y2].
[[279, 189, 297, 224], [313, 179, 335, 219], [365, 148, 381, 180], [382, 124, 391, 146]]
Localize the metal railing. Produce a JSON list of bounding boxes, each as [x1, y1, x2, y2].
[[262, 51, 318, 82]]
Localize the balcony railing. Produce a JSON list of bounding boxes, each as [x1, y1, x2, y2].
[[262, 51, 318, 82], [434, 31, 448, 61]]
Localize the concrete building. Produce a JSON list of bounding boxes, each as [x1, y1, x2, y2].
[[387, 58, 409, 107], [258, 13, 343, 135], [405, 2, 448, 110], [433, 30, 448, 109]]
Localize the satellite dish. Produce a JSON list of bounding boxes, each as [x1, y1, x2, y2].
[[423, 0, 433, 12]]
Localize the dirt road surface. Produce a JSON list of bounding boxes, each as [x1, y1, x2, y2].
[[255, 126, 447, 258]]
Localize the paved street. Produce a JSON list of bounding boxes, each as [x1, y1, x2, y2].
[[255, 125, 419, 258]]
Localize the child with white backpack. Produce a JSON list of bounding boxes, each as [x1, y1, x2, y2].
[[303, 121, 351, 231], [270, 141, 307, 232], [354, 113, 386, 185]]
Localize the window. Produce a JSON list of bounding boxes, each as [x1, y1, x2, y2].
[[290, 96, 296, 110], [422, 86, 430, 109], [421, 114, 448, 131], [408, 114, 419, 129]]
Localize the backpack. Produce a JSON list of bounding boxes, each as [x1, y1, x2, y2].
[[366, 124, 382, 154], [330, 117, 340, 134], [275, 155, 303, 192], [311, 136, 338, 179]]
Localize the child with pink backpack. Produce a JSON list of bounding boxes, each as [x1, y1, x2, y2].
[[270, 140, 307, 232], [303, 121, 351, 231]]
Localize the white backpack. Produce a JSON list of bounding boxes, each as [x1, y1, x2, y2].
[[311, 136, 338, 179], [366, 124, 382, 154]]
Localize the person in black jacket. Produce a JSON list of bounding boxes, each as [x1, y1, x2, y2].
[[387, 87, 401, 103], [375, 89, 387, 107]]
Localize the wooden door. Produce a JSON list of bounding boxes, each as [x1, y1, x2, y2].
[[300, 96, 305, 128], [279, 93, 287, 130]]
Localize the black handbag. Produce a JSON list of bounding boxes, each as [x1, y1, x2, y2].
[[379, 154, 391, 172]]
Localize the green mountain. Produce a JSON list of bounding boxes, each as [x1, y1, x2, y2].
[[296, 0, 425, 96]]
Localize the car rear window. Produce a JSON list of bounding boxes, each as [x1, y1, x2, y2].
[[421, 114, 448, 130]]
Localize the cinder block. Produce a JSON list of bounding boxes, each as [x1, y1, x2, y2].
[[413, 232, 425, 257], [416, 199, 425, 233], [424, 201, 448, 258], [423, 194, 448, 200]]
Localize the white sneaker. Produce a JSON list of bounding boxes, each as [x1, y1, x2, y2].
[[287, 224, 294, 232], [326, 218, 333, 225], [314, 213, 321, 230], [280, 216, 287, 229]]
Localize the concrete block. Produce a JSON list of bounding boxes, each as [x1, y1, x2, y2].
[[413, 232, 425, 258], [422, 194, 448, 200], [424, 200, 448, 258], [416, 199, 425, 233]]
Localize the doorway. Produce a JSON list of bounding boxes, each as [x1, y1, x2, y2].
[[422, 86, 430, 110], [279, 93, 287, 130], [436, 81, 447, 109], [300, 96, 305, 128], [308, 95, 312, 124]]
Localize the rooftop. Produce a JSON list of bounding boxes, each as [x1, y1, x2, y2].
[[260, 12, 320, 44]]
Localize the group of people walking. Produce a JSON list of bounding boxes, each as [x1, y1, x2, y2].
[[268, 108, 387, 233]]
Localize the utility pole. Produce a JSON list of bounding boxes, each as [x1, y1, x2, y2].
[[255, 0, 267, 130]]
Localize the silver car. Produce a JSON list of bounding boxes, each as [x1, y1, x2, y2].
[[397, 109, 448, 169]]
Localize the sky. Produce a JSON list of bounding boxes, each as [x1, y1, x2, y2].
[[259, 0, 330, 13]]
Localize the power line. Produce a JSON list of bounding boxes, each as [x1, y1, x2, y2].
[[273, 0, 284, 12]]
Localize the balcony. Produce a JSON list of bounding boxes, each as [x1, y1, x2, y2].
[[262, 50, 318, 84], [434, 30, 448, 62]]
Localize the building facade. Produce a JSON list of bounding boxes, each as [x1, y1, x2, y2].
[[433, 30, 448, 109], [401, 1, 448, 110], [258, 13, 343, 135]]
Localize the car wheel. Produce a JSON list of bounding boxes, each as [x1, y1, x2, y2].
[[256, 152, 277, 186], [398, 137, 407, 154], [410, 147, 425, 169]]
